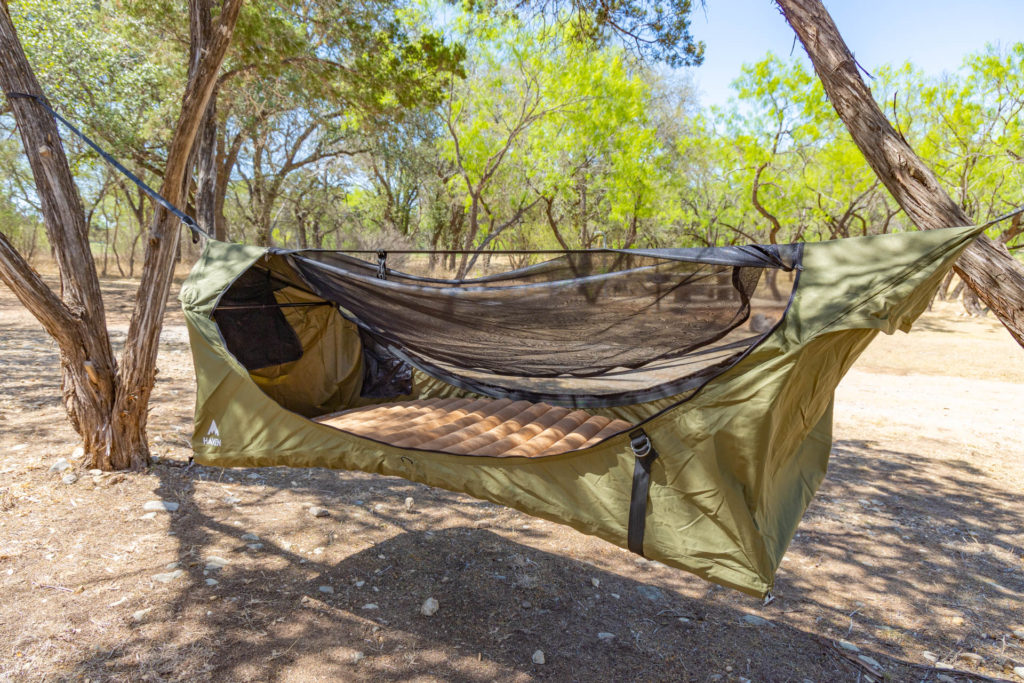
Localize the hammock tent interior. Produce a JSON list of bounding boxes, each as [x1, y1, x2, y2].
[[181, 224, 986, 597]]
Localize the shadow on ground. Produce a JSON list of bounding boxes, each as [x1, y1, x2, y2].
[[58, 462, 874, 682], [56, 432, 1024, 681]]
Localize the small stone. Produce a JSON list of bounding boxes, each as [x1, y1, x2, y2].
[[241, 533, 259, 542], [49, 459, 72, 473], [165, 562, 181, 570], [597, 632, 615, 641], [132, 608, 152, 621], [61, 474, 78, 485], [246, 543, 263, 551], [105, 473, 125, 486], [153, 569, 184, 583], [355, 580, 365, 588], [205, 578, 218, 586], [205, 556, 228, 570], [1012, 665, 1024, 680], [858, 655, 882, 671], [678, 617, 690, 624], [420, 597, 439, 616], [143, 500, 179, 513], [741, 614, 770, 627], [140, 512, 157, 521], [374, 504, 384, 512], [591, 578, 600, 588], [89, 469, 103, 476], [838, 640, 860, 653], [309, 506, 330, 518], [1013, 629, 1024, 640], [521, 601, 531, 609], [318, 585, 334, 595], [958, 652, 983, 666], [936, 675, 956, 683], [708, 676, 723, 682], [71, 446, 85, 460], [404, 497, 414, 511], [352, 651, 365, 664], [224, 496, 241, 505], [922, 651, 938, 663], [531, 650, 545, 665], [636, 584, 664, 602], [361, 603, 378, 610]]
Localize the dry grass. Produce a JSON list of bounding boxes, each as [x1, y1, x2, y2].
[[0, 279, 1022, 682]]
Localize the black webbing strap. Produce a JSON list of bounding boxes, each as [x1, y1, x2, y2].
[[5, 91, 210, 243], [627, 428, 659, 556]]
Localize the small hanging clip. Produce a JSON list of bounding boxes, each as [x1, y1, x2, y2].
[[376, 250, 388, 280]]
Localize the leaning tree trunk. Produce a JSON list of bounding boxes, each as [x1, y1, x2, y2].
[[775, 0, 1024, 347], [0, 0, 242, 470], [0, 4, 120, 465]]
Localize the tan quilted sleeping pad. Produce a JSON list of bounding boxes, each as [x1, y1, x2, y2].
[[316, 397, 634, 457]]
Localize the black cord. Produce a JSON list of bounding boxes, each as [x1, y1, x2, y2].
[[4, 91, 210, 243]]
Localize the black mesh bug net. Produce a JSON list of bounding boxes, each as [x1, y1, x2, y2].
[[238, 244, 804, 408]]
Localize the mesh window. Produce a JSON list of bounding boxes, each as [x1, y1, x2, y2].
[[214, 268, 304, 371]]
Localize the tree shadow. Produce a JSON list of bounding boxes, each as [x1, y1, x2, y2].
[[61, 433, 1024, 681], [59, 461, 876, 682], [774, 438, 1023, 667]]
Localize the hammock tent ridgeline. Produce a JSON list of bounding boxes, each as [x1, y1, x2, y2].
[[181, 224, 986, 597]]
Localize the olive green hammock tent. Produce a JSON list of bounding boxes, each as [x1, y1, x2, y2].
[[180, 224, 984, 597]]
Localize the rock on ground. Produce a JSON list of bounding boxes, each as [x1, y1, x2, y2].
[[143, 500, 179, 512], [420, 597, 439, 616]]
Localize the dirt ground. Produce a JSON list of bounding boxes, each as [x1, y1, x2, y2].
[[0, 275, 1022, 683]]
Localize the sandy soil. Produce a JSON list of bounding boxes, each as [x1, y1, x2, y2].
[[0, 278, 1022, 682]]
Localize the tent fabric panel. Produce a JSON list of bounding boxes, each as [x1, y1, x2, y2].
[[247, 286, 365, 418]]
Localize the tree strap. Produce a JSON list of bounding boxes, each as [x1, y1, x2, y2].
[[627, 428, 659, 556], [4, 91, 210, 242]]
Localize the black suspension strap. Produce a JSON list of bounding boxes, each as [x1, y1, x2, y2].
[[5, 91, 210, 243], [627, 428, 659, 556], [376, 250, 388, 280]]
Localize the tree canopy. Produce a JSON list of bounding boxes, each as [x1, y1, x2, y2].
[[3, 1, 1021, 268]]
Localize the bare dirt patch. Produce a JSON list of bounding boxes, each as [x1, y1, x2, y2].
[[1, 281, 1022, 682]]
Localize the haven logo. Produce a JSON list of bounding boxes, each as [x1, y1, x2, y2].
[[202, 420, 222, 447]]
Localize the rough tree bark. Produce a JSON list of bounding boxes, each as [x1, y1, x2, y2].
[[0, 0, 243, 469], [775, 0, 1024, 347]]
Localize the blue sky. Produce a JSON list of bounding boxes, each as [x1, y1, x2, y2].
[[686, 0, 1024, 107]]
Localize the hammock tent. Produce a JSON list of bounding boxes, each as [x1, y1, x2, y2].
[[180, 224, 984, 597]]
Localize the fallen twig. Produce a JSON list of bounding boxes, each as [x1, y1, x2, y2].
[[33, 582, 72, 593], [821, 636, 1007, 683]]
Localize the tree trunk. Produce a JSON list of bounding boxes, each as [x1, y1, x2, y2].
[[775, 0, 1024, 347], [0, 0, 242, 470], [113, 0, 242, 468], [0, 4, 120, 466]]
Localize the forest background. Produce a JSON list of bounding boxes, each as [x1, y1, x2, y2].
[[1, 0, 1021, 285]]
